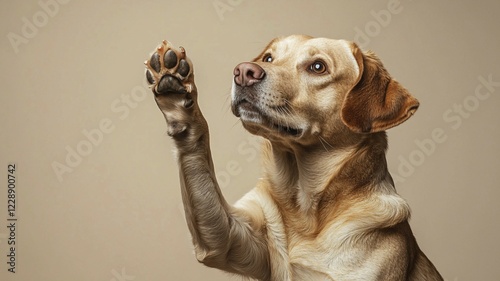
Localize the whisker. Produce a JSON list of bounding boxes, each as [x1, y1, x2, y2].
[[318, 136, 329, 152], [276, 106, 290, 129], [318, 136, 334, 152], [230, 120, 240, 130], [282, 101, 301, 126], [283, 99, 298, 114], [221, 87, 233, 113]]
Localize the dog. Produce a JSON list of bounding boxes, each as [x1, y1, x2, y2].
[[144, 35, 443, 281]]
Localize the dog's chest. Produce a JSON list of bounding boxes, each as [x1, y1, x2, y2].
[[268, 226, 378, 281], [245, 186, 383, 280], [284, 240, 374, 281], [287, 233, 349, 280], [287, 239, 336, 280]]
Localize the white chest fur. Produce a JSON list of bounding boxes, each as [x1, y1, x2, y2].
[[235, 182, 411, 281]]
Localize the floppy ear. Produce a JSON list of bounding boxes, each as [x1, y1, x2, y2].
[[341, 44, 419, 133]]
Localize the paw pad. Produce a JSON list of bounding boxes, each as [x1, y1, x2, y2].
[[144, 40, 193, 95]]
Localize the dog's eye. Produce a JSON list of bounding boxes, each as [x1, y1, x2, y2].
[[263, 54, 273, 63], [310, 61, 327, 74]]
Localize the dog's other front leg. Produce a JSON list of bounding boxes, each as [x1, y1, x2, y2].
[[144, 40, 270, 280]]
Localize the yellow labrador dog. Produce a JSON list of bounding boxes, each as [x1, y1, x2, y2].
[[144, 35, 443, 281]]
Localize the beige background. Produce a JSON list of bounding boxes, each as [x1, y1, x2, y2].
[[1, 0, 499, 280]]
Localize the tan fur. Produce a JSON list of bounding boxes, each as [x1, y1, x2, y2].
[[145, 35, 443, 280]]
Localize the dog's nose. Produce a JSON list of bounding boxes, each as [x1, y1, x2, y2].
[[233, 62, 265, 87]]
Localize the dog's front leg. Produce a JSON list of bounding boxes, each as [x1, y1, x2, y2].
[[144, 40, 270, 280]]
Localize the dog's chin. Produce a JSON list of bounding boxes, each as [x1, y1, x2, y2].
[[233, 102, 304, 138]]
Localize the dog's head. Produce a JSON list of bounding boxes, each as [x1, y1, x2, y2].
[[231, 35, 419, 146]]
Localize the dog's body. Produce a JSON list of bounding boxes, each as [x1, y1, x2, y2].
[[145, 35, 443, 280]]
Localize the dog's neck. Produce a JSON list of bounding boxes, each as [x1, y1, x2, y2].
[[261, 131, 398, 230]]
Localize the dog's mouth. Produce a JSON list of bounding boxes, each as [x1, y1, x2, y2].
[[270, 122, 303, 136], [233, 99, 303, 137]]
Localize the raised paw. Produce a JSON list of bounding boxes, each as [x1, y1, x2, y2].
[[145, 40, 195, 97], [144, 40, 201, 137]]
